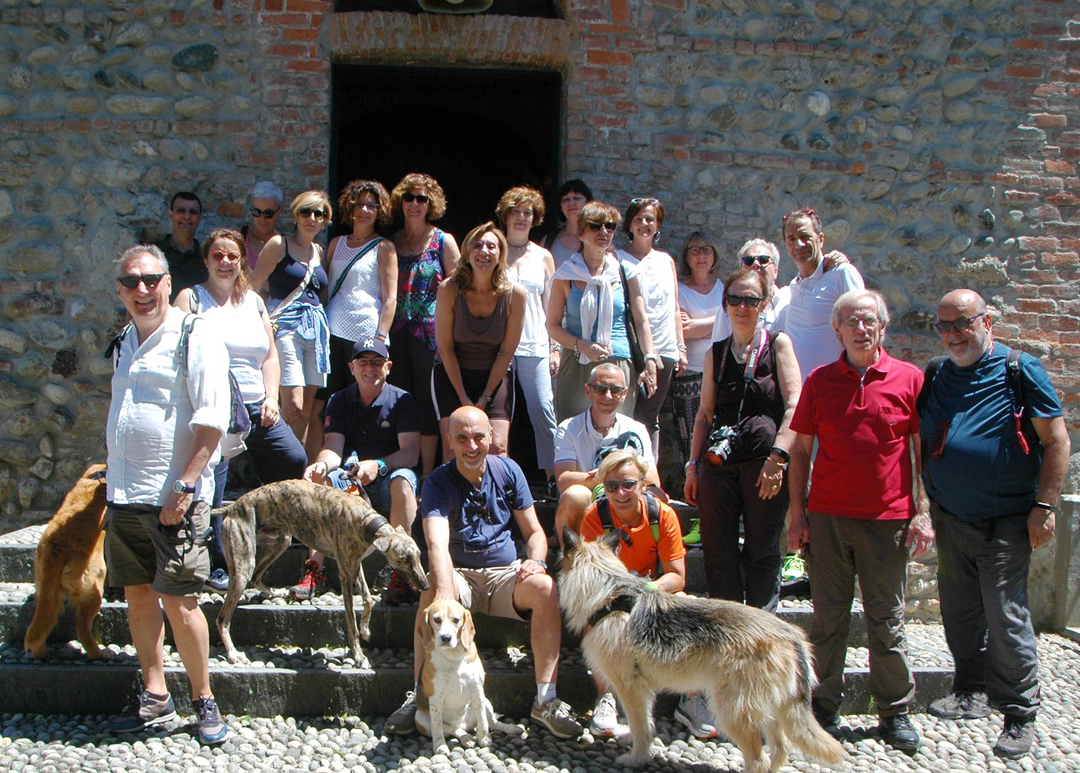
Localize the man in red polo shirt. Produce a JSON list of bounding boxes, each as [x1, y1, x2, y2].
[[786, 289, 934, 755]]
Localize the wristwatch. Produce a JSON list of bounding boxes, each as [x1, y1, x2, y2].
[[375, 459, 389, 478], [172, 480, 196, 494], [532, 558, 548, 571]]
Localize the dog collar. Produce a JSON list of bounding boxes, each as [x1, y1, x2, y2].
[[363, 514, 390, 543], [587, 594, 636, 628]]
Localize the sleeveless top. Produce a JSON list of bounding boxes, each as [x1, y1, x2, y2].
[[191, 286, 269, 404], [326, 235, 383, 342], [710, 331, 784, 463], [392, 229, 445, 351], [436, 290, 512, 371], [619, 249, 679, 359], [565, 276, 630, 360], [267, 241, 326, 308], [510, 257, 549, 358]]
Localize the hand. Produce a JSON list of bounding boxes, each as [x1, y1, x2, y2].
[[516, 558, 547, 582], [786, 508, 809, 552], [304, 460, 329, 484], [353, 460, 379, 486], [159, 491, 191, 526], [679, 309, 691, 327], [549, 347, 561, 378], [1028, 507, 1056, 549], [757, 458, 784, 500], [638, 361, 658, 397], [676, 352, 688, 375], [683, 470, 698, 505], [260, 396, 279, 427], [905, 513, 935, 558], [821, 250, 849, 271], [582, 341, 610, 362]]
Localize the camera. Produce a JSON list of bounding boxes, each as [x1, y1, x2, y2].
[[705, 426, 742, 466]]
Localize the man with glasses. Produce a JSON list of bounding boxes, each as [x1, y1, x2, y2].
[[918, 289, 1068, 759], [298, 338, 420, 603], [711, 239, 789, 341], [104, 245, 231, 745], [385, 406, 583, 739], [154, 191, 208, 301], [551, 363, 663, 549], [786, 289, 932, 754]]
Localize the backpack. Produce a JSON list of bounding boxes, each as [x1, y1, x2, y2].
[[595, 491, 662, 546]]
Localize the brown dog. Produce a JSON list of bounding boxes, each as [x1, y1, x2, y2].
[[23, 463, 109, 659]]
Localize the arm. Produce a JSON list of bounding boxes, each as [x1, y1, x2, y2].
[[1029, 415, 1070, 549], [351, 431, 421, 485], [554, 459, 595, 493], [684, 346, 717, 505], [376, 240, 398, 340], [681, 311, 717, 340], [512, 504, 551, 581], [669, 259, 688, 374], [251, 235, 285, 296], [174, 287, 194, 312], [440, 233, 461, 276], [626, 272, 658, 393], [546, 278, 609, 362], [758, 332, 802, 499], [305, 431, 347, 484], [785, 432, 814, 551], [423, 515, 457, 600], [478, 284, 526, 411], [159, 424, 223, 526], [906, 431, 934, 558], [654, 556, 686, 594], [258, 303, 282, 427], [434, 280, 471, 407], [541, 250, 561, 377]]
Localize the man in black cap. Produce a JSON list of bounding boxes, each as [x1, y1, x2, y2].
[[294, 338, 421, 602]]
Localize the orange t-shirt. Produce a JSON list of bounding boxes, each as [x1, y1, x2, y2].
[[580, 497, 686, 579]]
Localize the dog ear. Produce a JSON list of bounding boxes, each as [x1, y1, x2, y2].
[[373, 535, 390, 552], [460, 607, 475, 651], [600, 528, 622, 553], [562, 526, 580, 551], [418, 603, 435, 650]]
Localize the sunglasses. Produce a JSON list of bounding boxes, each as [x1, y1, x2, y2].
[[726, 294, 764, 308], [250, 207, 278, 219], [630, 197, 659, 206], [742, 254, 773, 266], [298, 208, 328, 220], [352, 201, 379, 212], [933, 313, 985, 334], [172, 207, 201, 216], [604, 479, 641, 493], [465, 488, 495, 523], [402, 193, 430, 204], [781, 208, 816, 225], [209, 249, 242, 263], [117, 273, 166, 290], [586, 221, 617, 233], [587, 383, 627, 396]]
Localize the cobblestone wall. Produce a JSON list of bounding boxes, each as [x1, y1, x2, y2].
[[0, 0, 1077, 563]]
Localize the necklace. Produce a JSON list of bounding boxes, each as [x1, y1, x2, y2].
[[509, 240, 529, 249], [401, 227, 431, 257], [591, 413, 616, 434]]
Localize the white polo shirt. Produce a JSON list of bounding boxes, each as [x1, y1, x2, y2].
[[554, 410, 655, 471]]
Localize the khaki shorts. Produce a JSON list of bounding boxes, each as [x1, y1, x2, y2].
[[452, 560, 527, 622], [104, 501, 211, 597]]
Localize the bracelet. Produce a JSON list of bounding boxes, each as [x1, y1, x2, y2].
[[1034, 501, 1058, 513], [480, 393, 491, 405], [374, 331, 387, 341], [677, 344, 687, 352], [770, 446, 790, 462], [644, 353, 659, 364], [684, 460, 699, 473], [316, 460, 330, 474], [574, 339, 581, 355]]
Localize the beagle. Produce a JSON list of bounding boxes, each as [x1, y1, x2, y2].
[[415, 598, 522, 753]]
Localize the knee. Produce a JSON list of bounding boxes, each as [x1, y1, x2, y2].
[[556, 486, 592, 527]]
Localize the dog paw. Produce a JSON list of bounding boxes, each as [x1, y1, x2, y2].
[[225, 650, 249, 665], [434, 743, 450, 756], [475, 733, 491, 747], [614, 752, 650, 767]]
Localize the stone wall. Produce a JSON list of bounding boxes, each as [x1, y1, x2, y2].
[[0, 2, 1077, 570]]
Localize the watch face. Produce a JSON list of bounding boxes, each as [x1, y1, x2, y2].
[[173, 480, 195, 494]]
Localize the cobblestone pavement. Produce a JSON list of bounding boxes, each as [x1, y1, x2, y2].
[[2, 632, 1079, 773]]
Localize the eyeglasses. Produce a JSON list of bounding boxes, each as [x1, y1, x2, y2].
[[781, 208, 816, 225], [587, 383, 627, 396], [209, 249, 242, 263], [842, 316, 881, 330], [117, 273, 166, 290], [353, 201, 379, 213], [586, 221, 617, 233], [172, 207, 201, 216], [352, 357, 387, 368], [603, 479, 642, 493], [686, 245, 714, 256], [298, 208, 328, 220], [933, 313, 985, 334], [630, 197, 659, 206], [742, 254, 773, 266], [402, 193, 430, 204], [250, 207, 278, 219], [726, 294, 764, 308]]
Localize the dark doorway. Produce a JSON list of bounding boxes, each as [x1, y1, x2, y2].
[[330, 65, 562, 243]]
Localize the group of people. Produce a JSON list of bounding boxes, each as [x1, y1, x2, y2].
[[103, 181, 1066, 762]]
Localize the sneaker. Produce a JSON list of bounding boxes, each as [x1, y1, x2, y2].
[[531, 697, 583, 739], [812, 701, 843, 740], [193, 697, 228, 746], [994, 714, 1035, 759], [205, 568, 230, 592], [589, 692, 620, 737], [383, 569, 420, 606], [928, 691, 991, 720], [675, 693, 718, 739], [879, 713, 920, 754], [385, 691, 418, 736], [682, 519, 701, 545], [108, 690, 177, 733], [545, 476, 559, 501], [782, 552, 806, 581], [289, 560, 326, 601]]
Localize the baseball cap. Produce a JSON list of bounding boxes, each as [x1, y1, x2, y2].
[[351, 338, 389, 360]]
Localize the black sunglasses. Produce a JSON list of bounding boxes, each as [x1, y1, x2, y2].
[[586, 221, 617, 232], [587, 383, 627, 396], [298, 208, 328, 220], [117, 273, 166, 290], [465, 488, 495, 523], [726, 294, 764, 308], [933, 313, 985, 334], [250, 207, 279, 219], [402, 193, 430, 204], [742, 254, 773, 266]]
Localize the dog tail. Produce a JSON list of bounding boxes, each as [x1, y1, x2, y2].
[[787, 638, 845, 766]]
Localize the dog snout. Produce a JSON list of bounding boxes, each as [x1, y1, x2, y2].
[[439, 633, 452, 645]]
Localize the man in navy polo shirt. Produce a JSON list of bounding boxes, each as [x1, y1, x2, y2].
[[297, 338, 421, 602]]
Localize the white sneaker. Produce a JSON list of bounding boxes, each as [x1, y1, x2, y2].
[[675, 693, 718, 739], [590, 692, 620, 737]]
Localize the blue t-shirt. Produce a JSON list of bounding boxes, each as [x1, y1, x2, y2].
[[919, 343, 1062, 521], [420, 456, 534, 569], [323, 382, 419, 461]]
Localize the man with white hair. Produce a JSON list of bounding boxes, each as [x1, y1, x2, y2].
[[711, 238, 789, 341]]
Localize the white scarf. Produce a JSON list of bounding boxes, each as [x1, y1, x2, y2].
[[553, 252, 621, 365]]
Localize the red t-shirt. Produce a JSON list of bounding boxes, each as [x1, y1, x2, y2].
[[580, 497, 686, 578], [790, 349, 923, 520]]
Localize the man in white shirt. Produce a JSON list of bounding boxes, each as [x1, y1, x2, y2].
[[552, 363, 662, 546], [712, 238, 790, 341], [104, 245, 232, 745]]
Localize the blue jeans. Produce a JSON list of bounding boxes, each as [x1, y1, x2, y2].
[[328, 467, 419, 518], [932, 501, 1040, 719], [513, 355, 557, 470]]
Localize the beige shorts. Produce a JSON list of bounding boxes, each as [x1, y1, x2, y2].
[[452, 560, 527, 622], [104, 501, 211, 596]]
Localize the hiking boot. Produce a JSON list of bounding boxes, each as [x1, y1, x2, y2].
[[289, 560, 326, 601], [879, 713, 920, 755], [928, 691, 991, 720], [675, 693, 718, 739], [205, 568, 230, 592], [385, 691, 418, 736], [531, 697, 583, 739], [383, 569, 420, 606], [812, 701, 843, 740], [193, 697, 228, 746], [682, 518, 701, 545], [589, 692, 620, 737], [108, 689, 177, 733], [994, 714, 1035, 759]]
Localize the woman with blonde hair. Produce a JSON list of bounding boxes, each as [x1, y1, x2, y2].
[[433, 221, 526, 459]]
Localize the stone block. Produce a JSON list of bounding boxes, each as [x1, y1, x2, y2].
[[104, 95, 168, 115]]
